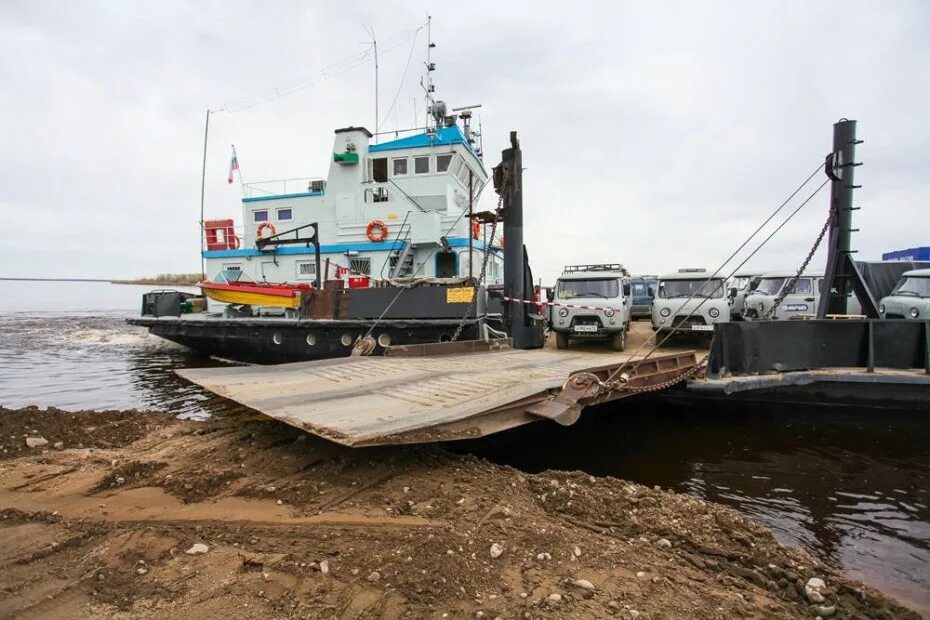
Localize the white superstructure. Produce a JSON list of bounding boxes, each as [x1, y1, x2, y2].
[[203, 121, 501, 286]]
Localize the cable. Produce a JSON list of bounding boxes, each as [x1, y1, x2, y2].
[[217, 26, 423, 114], [380, 28, 421, 128], [586, 158, 832, 392], [596, 159, 827, 380], [612, 176, 831, 386]]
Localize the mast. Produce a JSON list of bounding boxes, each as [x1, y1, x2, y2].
[[424, 15, 435, 129], [371, 28, 381, 144], [199, 109, 211, 280]]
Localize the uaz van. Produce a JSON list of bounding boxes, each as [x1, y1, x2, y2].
[[551, 264, 632, 351], [651, 269, 729, 336], [742, 271, 824, 320]]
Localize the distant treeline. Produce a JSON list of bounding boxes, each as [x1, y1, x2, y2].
[[113, 273, 202, 286]]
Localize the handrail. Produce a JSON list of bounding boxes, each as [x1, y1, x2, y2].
[[380, 211, 413, 278]]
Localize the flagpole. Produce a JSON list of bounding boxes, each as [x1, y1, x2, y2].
[[199, 109, 211, 280]]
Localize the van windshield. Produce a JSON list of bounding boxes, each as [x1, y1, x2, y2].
[[557, 278, 619, 299], [659, 279, 724, 299], [755, 277, 786, 296], [892, 276, 930, 298]]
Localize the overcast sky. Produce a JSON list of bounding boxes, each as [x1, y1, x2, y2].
[[1, 1, 928, 282]]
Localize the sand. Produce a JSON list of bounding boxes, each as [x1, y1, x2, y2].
[[0, 405, 917, 619]]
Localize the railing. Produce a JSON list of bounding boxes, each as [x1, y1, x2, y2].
[[381, 211, 413, 278], [242, 178, 326, 198]]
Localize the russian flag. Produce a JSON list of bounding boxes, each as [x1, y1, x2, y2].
[[228, 149, 239, 184]]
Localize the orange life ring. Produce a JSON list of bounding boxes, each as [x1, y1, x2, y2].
[[366, 220, 388, 242], [471, 220, 480, 239], [256, 222, 276, 239]]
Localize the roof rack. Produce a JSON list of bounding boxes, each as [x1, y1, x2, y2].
[[563, 264, 630, 276]]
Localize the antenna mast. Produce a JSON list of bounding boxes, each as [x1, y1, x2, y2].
[[423, 15, 436, 129], [371, 28, 379, 143]]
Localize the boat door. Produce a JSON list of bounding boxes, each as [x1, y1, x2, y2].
[[777, 276, 816, 319], [260, 261, 277, 282], [436, 252, 457, 278]]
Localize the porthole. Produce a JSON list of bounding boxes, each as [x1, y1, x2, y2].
[[272, 332, 283, 345], [306, 333, 317, 346], [340, 333, 353, 347], [377, 333, 392, 348]]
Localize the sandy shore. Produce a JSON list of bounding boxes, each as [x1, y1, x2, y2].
[[0, 406, 917, 619]]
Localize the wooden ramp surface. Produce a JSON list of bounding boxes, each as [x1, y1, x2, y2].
[[177, 348, 671, 447]]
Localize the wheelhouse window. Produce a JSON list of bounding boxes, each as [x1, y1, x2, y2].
[[436, 154, 453, 172], [659, 279, 725, 299], [296, 261, 316, 279], [252, 210, 269, 222], [556, 279, 620, 299], [414, 156, 429, 174], [276, 208, 293, 221], [393, 158, 408, 176], [349, 257, 371, 275]]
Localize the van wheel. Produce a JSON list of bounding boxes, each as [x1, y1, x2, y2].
[[610, 330, 626, 352], [556, 333, 570, 349]]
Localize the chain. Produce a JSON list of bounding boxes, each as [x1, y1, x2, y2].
[[762, 208, 835, 319], [450, 198, 503, 342]]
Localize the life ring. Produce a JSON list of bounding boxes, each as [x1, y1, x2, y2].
[[256, 222, 276, 239], [471, 220, 480, 239], [366, 220, 388, 242]]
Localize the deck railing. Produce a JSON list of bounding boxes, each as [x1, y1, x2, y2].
[[242, 178, 326, 198]]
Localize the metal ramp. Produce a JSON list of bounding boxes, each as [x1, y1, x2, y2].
[[177, 348, 697, 447]]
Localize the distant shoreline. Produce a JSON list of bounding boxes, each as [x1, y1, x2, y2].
[[111, 279, 201, 287], [1, 276, 201, 286]]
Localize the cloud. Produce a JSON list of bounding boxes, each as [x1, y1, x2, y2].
[[0, 0, 927, 280]]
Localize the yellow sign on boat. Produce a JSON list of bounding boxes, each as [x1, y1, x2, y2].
[[446, 287, 474, 304]]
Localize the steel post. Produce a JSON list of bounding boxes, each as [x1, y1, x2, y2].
[[818, 119, 859, 317], [501, 132, 529, 348]]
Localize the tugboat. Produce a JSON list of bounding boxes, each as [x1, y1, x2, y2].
[[128, 32, 528, 364]]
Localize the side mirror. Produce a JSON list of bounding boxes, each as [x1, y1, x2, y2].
[[622, 283, 631, 297], [546, 288, 555, 302], [647, 286, 655, 298], [728, 287, 738, 298]]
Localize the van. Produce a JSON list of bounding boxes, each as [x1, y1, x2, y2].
[[879, 268, 930, 319], [550, 264, 632, 350], [727, 271, 766, 320], [651, 269, 730, 336], [630, 276, 658, 319], [742, 271, 824, 320]]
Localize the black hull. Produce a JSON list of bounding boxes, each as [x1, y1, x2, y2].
[[128, 317, 480, 364]]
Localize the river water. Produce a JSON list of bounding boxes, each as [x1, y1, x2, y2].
[[0, 280, 927, 614]]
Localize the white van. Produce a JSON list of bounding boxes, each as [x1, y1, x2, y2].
[[551, 264, 632, 350], [742, 271, 824, 320]]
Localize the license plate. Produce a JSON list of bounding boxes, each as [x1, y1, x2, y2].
[[573, 324, 598, 333], [691, 325, 714, 332]]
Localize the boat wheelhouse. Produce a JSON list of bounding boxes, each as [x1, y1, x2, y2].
[[203, 121, 502, 288]]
